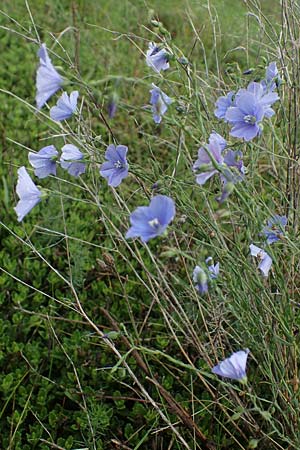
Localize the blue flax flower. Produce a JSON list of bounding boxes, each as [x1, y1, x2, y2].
[[28, 145, 58, 179], [14, 167, 42, 222], [249, 244, 272, 277], [36, 43, 63, 109], [60, 144, 86, 177], [50, 91, 78, 121], [226, 80, 279, 141], [225, 92, 265, 141], [214, 91, 235, 120], [149, 84, 172, 123], [212, 349, 250, 382], [100, 144, 129, 187], [126, 195, 175, 243], [262, 214, 287, 244], [240, 82, 279, 118], [146, 42, 169, 73]]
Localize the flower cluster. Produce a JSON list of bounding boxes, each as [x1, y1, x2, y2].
[[215, 63, 280, 141], [15, 43, 131, 221], [13, 40, 286, 389]]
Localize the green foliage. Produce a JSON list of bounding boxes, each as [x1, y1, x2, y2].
[[1, 0, 300, 449]]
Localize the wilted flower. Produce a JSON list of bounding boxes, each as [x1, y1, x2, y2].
[[126, 195, 175, 243], [28, 145, 58, 179], [36, 43, 63, 109], [193, 133, 245, 201], [100, 144, 129, 187], [107, 93, 118, 119], [249, 244, 272, 277], [149, 84, 172, 123], [193, 266, 208, 294], [146, 42, 169, 73], [60, 144, 86, 177], [262, 62, 281, 93], [212, 349, 250, 382], [262, 214, 287, 244], [214, 91, 235, 120], [206, 257, 219, 279], [193, 136, 224, 186], [193, 257, 219, 295], [50, 91, 78, 121], [14, 167, 42, 221]]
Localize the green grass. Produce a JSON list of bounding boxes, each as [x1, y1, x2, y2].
[[1, 0, 300, 449]]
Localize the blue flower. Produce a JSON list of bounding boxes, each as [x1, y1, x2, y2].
[[242, 81, 279, 118], [126, 195, 175, 243], [262, 214, 287, 244], [225, 92, 265, 141], [214, 91, 235, 120], [28, 145, 58, 179], [60, 144, 86, 177], [14, 167, 42, 221], [50, 91, 78, 121], [249, 244, 272, 277], [36, 43, 63, 109], [212, 349, 250, 382], [149, 84, 172, 123], [193, 266, 208, 294], [226, 80, 279, 141], [146, 42, 169, 73], [100, 144, 129, 187]]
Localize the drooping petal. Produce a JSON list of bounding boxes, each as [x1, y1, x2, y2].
[[61, 144, 83, 161], [195, 170, 218, 185], [146, 43, 169, 73], [230, 123, 260, 141], [50, 91, 78, 121], [28, 145, 58, 179], [36, 43, 63, 109], [14, 167, 42, 221], [212, 349, 250, 381]]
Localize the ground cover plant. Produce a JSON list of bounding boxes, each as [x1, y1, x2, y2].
[[1, 0, 300, 449]]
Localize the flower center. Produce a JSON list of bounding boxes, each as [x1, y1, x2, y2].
[[244, 114, 257, 125], [148, 218, 160, 228], [114, 160, 123, 169]]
